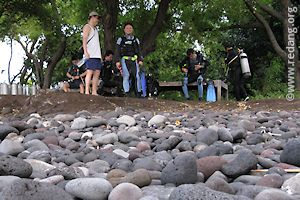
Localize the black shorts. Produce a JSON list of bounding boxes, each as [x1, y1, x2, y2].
[[69, 79, 83, 89]]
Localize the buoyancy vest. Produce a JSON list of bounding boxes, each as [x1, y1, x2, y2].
[[119, 36, 139, 57]]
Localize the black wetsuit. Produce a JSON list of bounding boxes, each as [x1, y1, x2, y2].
[[67, 64, 85, 89], [225, 49, 248, 101]]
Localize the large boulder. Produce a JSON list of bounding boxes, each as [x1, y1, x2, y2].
[[169, 184, 251, 200], [161, 152, 198, 185], [0, 125, 19, 140], [65, 178, 113, 200], [280, 138, 300, 167], [0, 155, 32, 178], [197, 156, 227, 179], [221, 150, 258, 178], [196, 128, 218, 145], [1, 179, 73, 200], [108, 183, 143, 200]]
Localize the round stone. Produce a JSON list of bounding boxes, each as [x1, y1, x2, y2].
[[65, 178, 113, 200], [108, 183, 143, 200]]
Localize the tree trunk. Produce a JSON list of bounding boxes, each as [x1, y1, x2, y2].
[[141, 0, 172, 56], [244, 0, 288, 61], [102, 0, 119, 52], [244, 0, 300, 90], [19, 66, 28, 84], [43, 37, 67, 89], [16, 38, 43, 87], [7, 38, 13, 83]]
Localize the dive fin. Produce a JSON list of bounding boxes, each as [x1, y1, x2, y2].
[[206, 81, 216, 102], [140, 71, 147, 97]]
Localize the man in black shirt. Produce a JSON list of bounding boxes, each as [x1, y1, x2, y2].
[[98, 50, 122, 95], [180, 48, 206, 101], [63, 55, 86, 93], [225, 45, 249, 101]]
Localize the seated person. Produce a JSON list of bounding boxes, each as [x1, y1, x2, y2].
[[98, 50, 122, 95], [63, 55, 87, 93], [180, 48, 206, 101]]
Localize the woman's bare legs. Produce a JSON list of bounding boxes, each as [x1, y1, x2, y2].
[[92, 70, 101, 95], [85, 70, 93, 94]]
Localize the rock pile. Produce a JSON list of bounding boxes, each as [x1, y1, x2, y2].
[[0, 108, 300, 200]]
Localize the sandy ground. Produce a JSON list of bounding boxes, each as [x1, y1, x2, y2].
[[0, 90, 299, 118]]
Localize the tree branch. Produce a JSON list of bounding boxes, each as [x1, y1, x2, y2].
[[20, 65, 29, 84], [8, 37, 13, 83], [11, 66, 25, 83], [39, 37, 48, 65], [24, 71, 33, 84], [16, 38, 35, 61], [141, 0, 172, 56], [254, 0, 284, 22], [30, 39, 38, 53], [183, 20, 263, 33], [15, 38, 43, 86], [43, 36, 67, 88], [244, 0, 287, 61]]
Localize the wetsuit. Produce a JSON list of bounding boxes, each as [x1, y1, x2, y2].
[[225, 48, 248, 101], [116, 35, 143, 95]]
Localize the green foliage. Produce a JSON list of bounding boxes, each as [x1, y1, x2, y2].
[[52, 33, 83, 84], [250, 55, 286, 99], [0, 0, 298, 97], [14, 18, 42, 39], [144, 32, 192, 81], [72, 0, 100, 25], [159, 90, 184, 101], [262, 57, 285, 92], [117, 0, 164, 39], [52, 57, 70, 84]]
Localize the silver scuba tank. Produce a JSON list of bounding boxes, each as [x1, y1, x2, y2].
[[18, 84, 23, 95], [25, 85, 30, 95], [23, 84, 30, 95], [31, 83, 37, 95], [11, 83, 18, 95], [1, 83, 9, 95], [239, 51, 251, 78]]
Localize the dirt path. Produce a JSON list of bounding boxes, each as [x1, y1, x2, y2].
[[0, 91, 299, 117]]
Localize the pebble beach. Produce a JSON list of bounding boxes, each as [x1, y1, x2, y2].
[[0, 107, 300, 200]]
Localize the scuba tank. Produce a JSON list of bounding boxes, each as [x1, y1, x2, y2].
[[18, 84, 23, 95], [0, 83, 9, 95], [239, 50, 251, 78], [11, 83, 18, 95], [31, 83, 37, 95]]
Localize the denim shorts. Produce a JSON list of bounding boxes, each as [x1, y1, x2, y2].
[[85, 58, 103, 71]]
